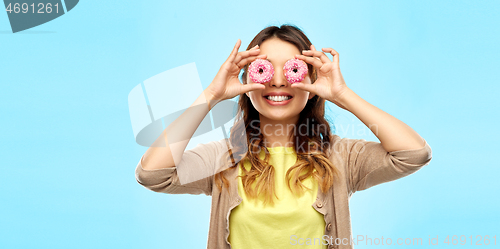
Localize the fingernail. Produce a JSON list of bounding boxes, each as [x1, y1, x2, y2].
[[252, 45, 259, 49]]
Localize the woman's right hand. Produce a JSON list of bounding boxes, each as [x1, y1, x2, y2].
[[204, 39, 267, 107]]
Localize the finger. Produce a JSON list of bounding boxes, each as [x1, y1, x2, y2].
[[235, 44, 260, 62], [290, 83, 317, 94], [322, 48, 339, 65], [302, 49, 330, 64], [294, 54, 323, 69], [234, 47, 261, 64], [311, 44, 320, 54], [236, 54, 267, 68], [310, 45, 322, 62], [228, 39, 241, 63], [239, 82, 265, 94]]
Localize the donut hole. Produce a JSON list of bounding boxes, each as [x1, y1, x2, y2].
[[293, 68, 298, 73], [259, 68, 264, 74]]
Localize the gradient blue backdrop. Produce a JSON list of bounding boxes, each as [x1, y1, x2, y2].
[[1, 0, 498, 248]]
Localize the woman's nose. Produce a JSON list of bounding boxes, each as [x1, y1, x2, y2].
[[270, 69, 287, 88]]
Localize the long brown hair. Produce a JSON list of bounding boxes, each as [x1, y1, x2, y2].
[[215, 24, 340, 206]]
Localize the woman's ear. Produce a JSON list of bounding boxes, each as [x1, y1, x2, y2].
[[308, 92, 316, 100]]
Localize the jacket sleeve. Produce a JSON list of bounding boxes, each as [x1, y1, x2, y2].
[[333, 135, 433, 195], [134, 139, 229, 196]]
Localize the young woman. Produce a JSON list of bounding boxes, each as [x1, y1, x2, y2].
[[135, 25, 432, 249]]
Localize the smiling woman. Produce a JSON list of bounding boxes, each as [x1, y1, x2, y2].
[[135, 24, 432, 249]]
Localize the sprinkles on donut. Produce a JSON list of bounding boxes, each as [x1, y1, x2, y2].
[[248, 59, 274, 84], [283, 58, 308, 83]]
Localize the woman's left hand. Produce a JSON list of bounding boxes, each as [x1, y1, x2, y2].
[[292, 45, 349, 110]]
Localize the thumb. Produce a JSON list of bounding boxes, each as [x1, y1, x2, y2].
[[290, 83, 317, 94], [239, 83, 265, 95]]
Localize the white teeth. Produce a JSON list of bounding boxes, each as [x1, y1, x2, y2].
[[266, 95, 291, 102]]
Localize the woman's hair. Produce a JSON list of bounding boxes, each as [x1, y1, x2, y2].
[[214, 24, 340, 206]]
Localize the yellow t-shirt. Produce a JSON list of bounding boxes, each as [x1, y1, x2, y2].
[[228, 146, 327, 248]]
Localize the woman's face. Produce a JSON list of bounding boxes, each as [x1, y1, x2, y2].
[[246, 37, 314, 123]]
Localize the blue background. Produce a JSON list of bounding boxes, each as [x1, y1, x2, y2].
[[1, 0, 498, 248]]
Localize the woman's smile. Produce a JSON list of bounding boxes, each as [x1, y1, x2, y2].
[[263, 92, 294, 106], [264, 97, 292, 106]]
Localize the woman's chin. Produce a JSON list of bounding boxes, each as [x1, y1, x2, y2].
[[259, 111, 298, 123]]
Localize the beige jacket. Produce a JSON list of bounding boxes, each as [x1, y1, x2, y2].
[[135, 135, 432, 249]]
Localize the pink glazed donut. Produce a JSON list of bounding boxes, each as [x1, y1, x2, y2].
[[248, 59, 274, 83], [283, 58, 308, 83]]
